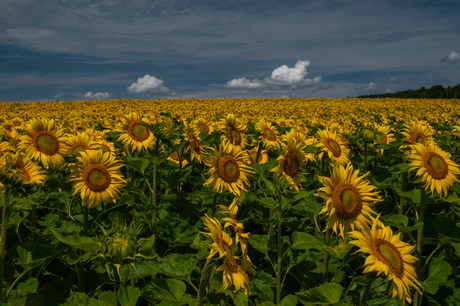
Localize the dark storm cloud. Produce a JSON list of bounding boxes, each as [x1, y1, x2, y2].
[[1, 0, 459, 101]]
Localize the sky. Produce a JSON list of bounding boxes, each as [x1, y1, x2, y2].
[[1, 0, 459, 102]]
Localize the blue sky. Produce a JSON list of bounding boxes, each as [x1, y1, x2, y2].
[[1, 0, 459, 102]]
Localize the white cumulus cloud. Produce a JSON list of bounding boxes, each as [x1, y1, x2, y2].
[[440, 51, 460, 64], [225, 60, 322, 92], [367, 82, 377, 90], [83, 91, 112, 99], [53, 92, 64, 99], [127, 75, 170, 94]]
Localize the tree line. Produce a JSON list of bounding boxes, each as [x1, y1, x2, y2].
[[358, 83, 460, 99]]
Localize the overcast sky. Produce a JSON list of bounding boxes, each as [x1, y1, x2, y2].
[[1, 0, 459, 102]]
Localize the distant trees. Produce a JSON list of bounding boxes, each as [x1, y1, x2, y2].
[[359, 83, 460, 99]]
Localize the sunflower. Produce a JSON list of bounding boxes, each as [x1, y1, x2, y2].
[[406, 143, 460, 197], [255, 119, 281, 149], [10, 117, 24, 129], [6, 152, 47, 185], [205, 143, 253, 196], [201, 213, 233, 259], [271, 139, 307, 191], [219, 114, 248, 149], [0, 141, 12, 158], [116, 112, 155, 153], [316, 162, 381, 238], [401, 121, 433, 153], [349, 215, 422, 305], [316, 129, 350, 165], [215, 258, 251, 294], [167, 151, 189, 167], [244, 147, 269, 164], [19, 118, 68, 169], [66, 132, 99, 157], [183, 122, 208, 163], [97, 139, 117, 155], [193, 117, 214, 134], [69, 150, 126, 209]]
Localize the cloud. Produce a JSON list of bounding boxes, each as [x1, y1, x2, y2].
[[440, 51, 460, 64], [83, 91, 112, 99], [225, 60, 322, 92], [367, 82, 377, 90], [127, 75, 170, 94], [53, 93, 64, 99], [385, 88, 393, 93], [5, 28, 53, 40]]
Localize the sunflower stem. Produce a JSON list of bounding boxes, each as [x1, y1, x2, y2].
[[359, 271, 377, 306], [276, 191, 283, 305], [0, 187, 10, 304], [399, 172, 408, 215], [414, 188, 426, 306], [322, 228, 331, 283], [113, 266, 121, 306], [78, 206, 89, 292], [196, 258, 213, 306], [151, 138, 160, 242], [364, 142, 368, 172], [253, 141, 263, 193], [211, 192, 218, 218]]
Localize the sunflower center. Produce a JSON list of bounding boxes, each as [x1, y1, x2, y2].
[[423, 152, 448, 179], [375, 133, 387, 145], [227, 126, 242, 145], [331, 183, 363, 220], [327, 139, 342, 157], [374, 239, 404, 278], [71, 144, 89, 157], [198, 123, 210, 133], [218, 155, 240, 183], [128, 121, 150, 142], [224, 258, 239, 273], [263, 128, 277, 141], [34, 132, 60, 156], [283, 153, 299, 177], [412, 132, 426, 145], [83, 165, 111, 192], [16, 167, 31, 183]]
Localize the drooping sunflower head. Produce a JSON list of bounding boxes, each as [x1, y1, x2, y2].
[[316, 129, 350, 166], [271, 139, 307, 191], [69, 149, 126, 209], [116, 112, 155, 153], [401, 121, 433, 153], [193, 117, 214, 134], [6, 152, 48, 186], [66, 132, 99, 157], [255, 119, 281, 149], [204, 143, 253, 196], [316, 162, 382, 238], [244, 147, 269, 165], [374, 124, 395, 146], [349, 215, 422, 305], [219, 114, 248, 149], [19, 118, 68, 169], [407, 142, 460, 197], [183, 122, 208, 163]]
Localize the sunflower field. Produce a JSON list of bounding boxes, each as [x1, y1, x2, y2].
[[1, 97, 460, 306]]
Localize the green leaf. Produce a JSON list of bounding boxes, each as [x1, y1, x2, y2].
[[52, 229, 99, 253], [249, 234, 276, 254], [259, 197, 278, 210], [145, 253, 198, 281], [397, 188, 421, 204], [125, 157, 150, 174], [381, 214, 408, 227], [262, 175, 277, 193], [296, 283, 343, 306], [98, 291, 117, 306], [279, 294, 298, 306], [347, 273, 378, 292], [117, 286, 141, 306], [322, 242, 354, 259], [65, 291, 100, 306], [16, 242, 60, 271], [142, 278, 186, 303], [422, 258, 452, 294], [390, 163, 411, 173], [291, 232, 321, 250], [15, 278, 38, 296]]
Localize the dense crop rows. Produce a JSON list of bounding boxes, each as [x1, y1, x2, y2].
[[1, 98, 460, 306]]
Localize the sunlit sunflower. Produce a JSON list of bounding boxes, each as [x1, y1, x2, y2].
[[193, 117, 214, 134], [401, 121, 433, 153], [316, 129, 350, 165], [205, 143, 253, 196], [244, 147, 269, 164], [219, 114, 248, 149], [97, 139, 117, 155], [406, 143, 460, 197], [5, 130, 20, 149], [201, 213, 233, 259], [316, 162, 382, 238], [116, 112, 155, 153], [216, 258, 251, 294], [255, 119, 281, 149], [69, 150, 126, 209], [0, 141, 12, 158], [271, 139, 307, 191], [6, 152, 47, 185], [349, 215, 422, 305], [183, 122, 208, 163], [374, 124, 395, 155], [19, 118, 68, 169], [66, 132, 99, 157], [10, 117, 24, 129]]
